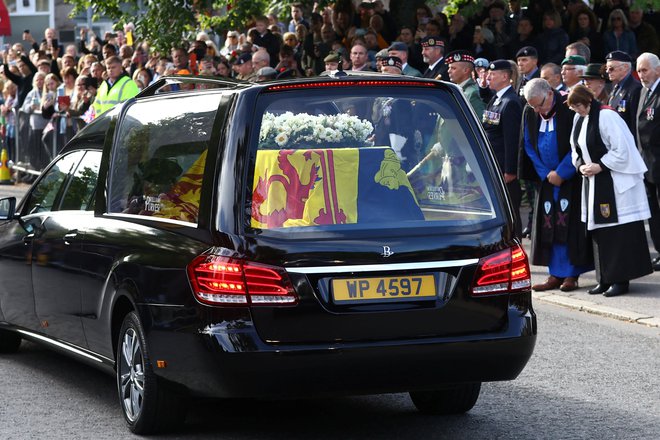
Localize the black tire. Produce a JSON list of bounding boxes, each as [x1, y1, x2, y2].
[[410, 382, 481, 415], [117, 311, 186, 434], [0, 328, 21, 353]]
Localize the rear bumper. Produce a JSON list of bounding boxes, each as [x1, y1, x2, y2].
[[143, 302, 536, 399]]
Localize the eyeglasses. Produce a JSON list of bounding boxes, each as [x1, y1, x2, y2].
[[529, 94, 547, 110]]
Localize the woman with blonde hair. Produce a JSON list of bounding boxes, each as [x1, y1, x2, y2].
[[21, 72, 48, 168], [567, 84, 652, 296], [603, 8, 638, 58]]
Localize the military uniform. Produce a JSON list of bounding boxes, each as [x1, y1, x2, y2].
[[607, 51, 642, 136], [516, 46, 540, 100], [421, 37, 448, 80], [444, 50, 485, 116], [482, 59, 523, 236]]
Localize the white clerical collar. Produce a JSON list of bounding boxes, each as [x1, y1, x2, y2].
[[539, 114, 555, 132]]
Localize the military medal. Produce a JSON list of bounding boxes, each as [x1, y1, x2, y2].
[[647, 107, 655, 121], [618, 99, 626, 113]]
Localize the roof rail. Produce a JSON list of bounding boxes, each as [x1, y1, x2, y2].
[[137, 75, 246, 98]]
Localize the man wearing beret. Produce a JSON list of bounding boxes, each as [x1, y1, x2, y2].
[[516, 46, 540, 99], [445, 50, 484, 116], [636, 52, 660, 270], [606, 50, 642, 136], [483, 60, 524, 237], [421, 36, 448, 80], [560, 55, 587, 91], [234, 52, 257, 82], [388, 42, 422, 77]]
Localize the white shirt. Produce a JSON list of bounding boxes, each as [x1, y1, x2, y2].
[[571, 108, 650, 230], [493, 85, 512, 105], [427, 57, 443, 72]]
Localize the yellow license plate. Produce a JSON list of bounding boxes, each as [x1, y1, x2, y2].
[[332, 275, 437, 303]]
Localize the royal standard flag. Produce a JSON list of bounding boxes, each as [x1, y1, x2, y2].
[[251, 147, 423, 229], [152, 149, 207, 223]]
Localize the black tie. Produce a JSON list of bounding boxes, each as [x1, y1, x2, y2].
[[644, 88, 654, 107], [487, 94, 497, 109]]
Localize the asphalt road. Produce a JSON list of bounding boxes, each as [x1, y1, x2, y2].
[[1, 302, 659, 439]]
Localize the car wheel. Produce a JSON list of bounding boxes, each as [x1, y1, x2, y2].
[[117, 311, 185, 434], [0, 329, 21, 353], [409, 382, 481, 415]]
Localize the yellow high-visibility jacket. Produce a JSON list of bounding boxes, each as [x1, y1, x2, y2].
[[93, 74, 139, 117]]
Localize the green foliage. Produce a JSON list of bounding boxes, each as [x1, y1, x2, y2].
[[66, 0, 198, 53], [65, 0, 343, 54]]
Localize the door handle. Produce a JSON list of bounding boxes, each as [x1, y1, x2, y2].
[[23, 233, 34, 245], [63, 231, 78, 246]]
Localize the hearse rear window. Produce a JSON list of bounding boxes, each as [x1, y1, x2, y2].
[[247, 86, 497, 231]]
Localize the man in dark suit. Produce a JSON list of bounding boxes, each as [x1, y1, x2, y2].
[[421, 36, 448, 80], [606, 50, 642, 136], [483, 59, 523, 237], [636, 52, 660, 270]]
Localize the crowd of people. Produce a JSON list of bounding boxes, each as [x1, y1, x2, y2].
[[0, 0, 658, 294]]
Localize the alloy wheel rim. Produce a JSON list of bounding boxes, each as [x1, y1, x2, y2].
[[119, 327, 145, 422]]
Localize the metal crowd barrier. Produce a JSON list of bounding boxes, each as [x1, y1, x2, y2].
[[11, 108, 83, 179]]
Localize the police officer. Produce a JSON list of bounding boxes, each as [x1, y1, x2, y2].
[[483, 59, 524, 237], [606, 50, 642, 136]]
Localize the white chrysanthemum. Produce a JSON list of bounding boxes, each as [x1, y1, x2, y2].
[[275, 132, 289, 146]]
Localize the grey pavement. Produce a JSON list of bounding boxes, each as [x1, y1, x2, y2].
[[521, 206, 660, 328], [2, 182, 660, 327]]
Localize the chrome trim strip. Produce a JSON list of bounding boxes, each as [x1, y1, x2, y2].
[[16, 330, 108, 363], [286, 259, 480, 274], [101, 213, 197, 228]]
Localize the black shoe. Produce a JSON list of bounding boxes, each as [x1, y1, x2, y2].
[[653, 258, 660, 271], [603, 282, 629, 297], [587, 283, 611, 295]]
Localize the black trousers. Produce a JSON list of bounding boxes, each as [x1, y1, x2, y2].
[[506, 179, 522, 239], [644, 180, 660, 255]]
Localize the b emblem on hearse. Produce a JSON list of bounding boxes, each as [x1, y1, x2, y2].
[[381, 246, 394, 257]]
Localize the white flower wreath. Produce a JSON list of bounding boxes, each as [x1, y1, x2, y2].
[[258, 112, 374, 149]]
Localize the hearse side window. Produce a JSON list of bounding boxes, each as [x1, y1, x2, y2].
[[59, 151, 102, 211], [23, 151, 85, 215], [248, 87, 497, 231], [107, 94, 222, 224]]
